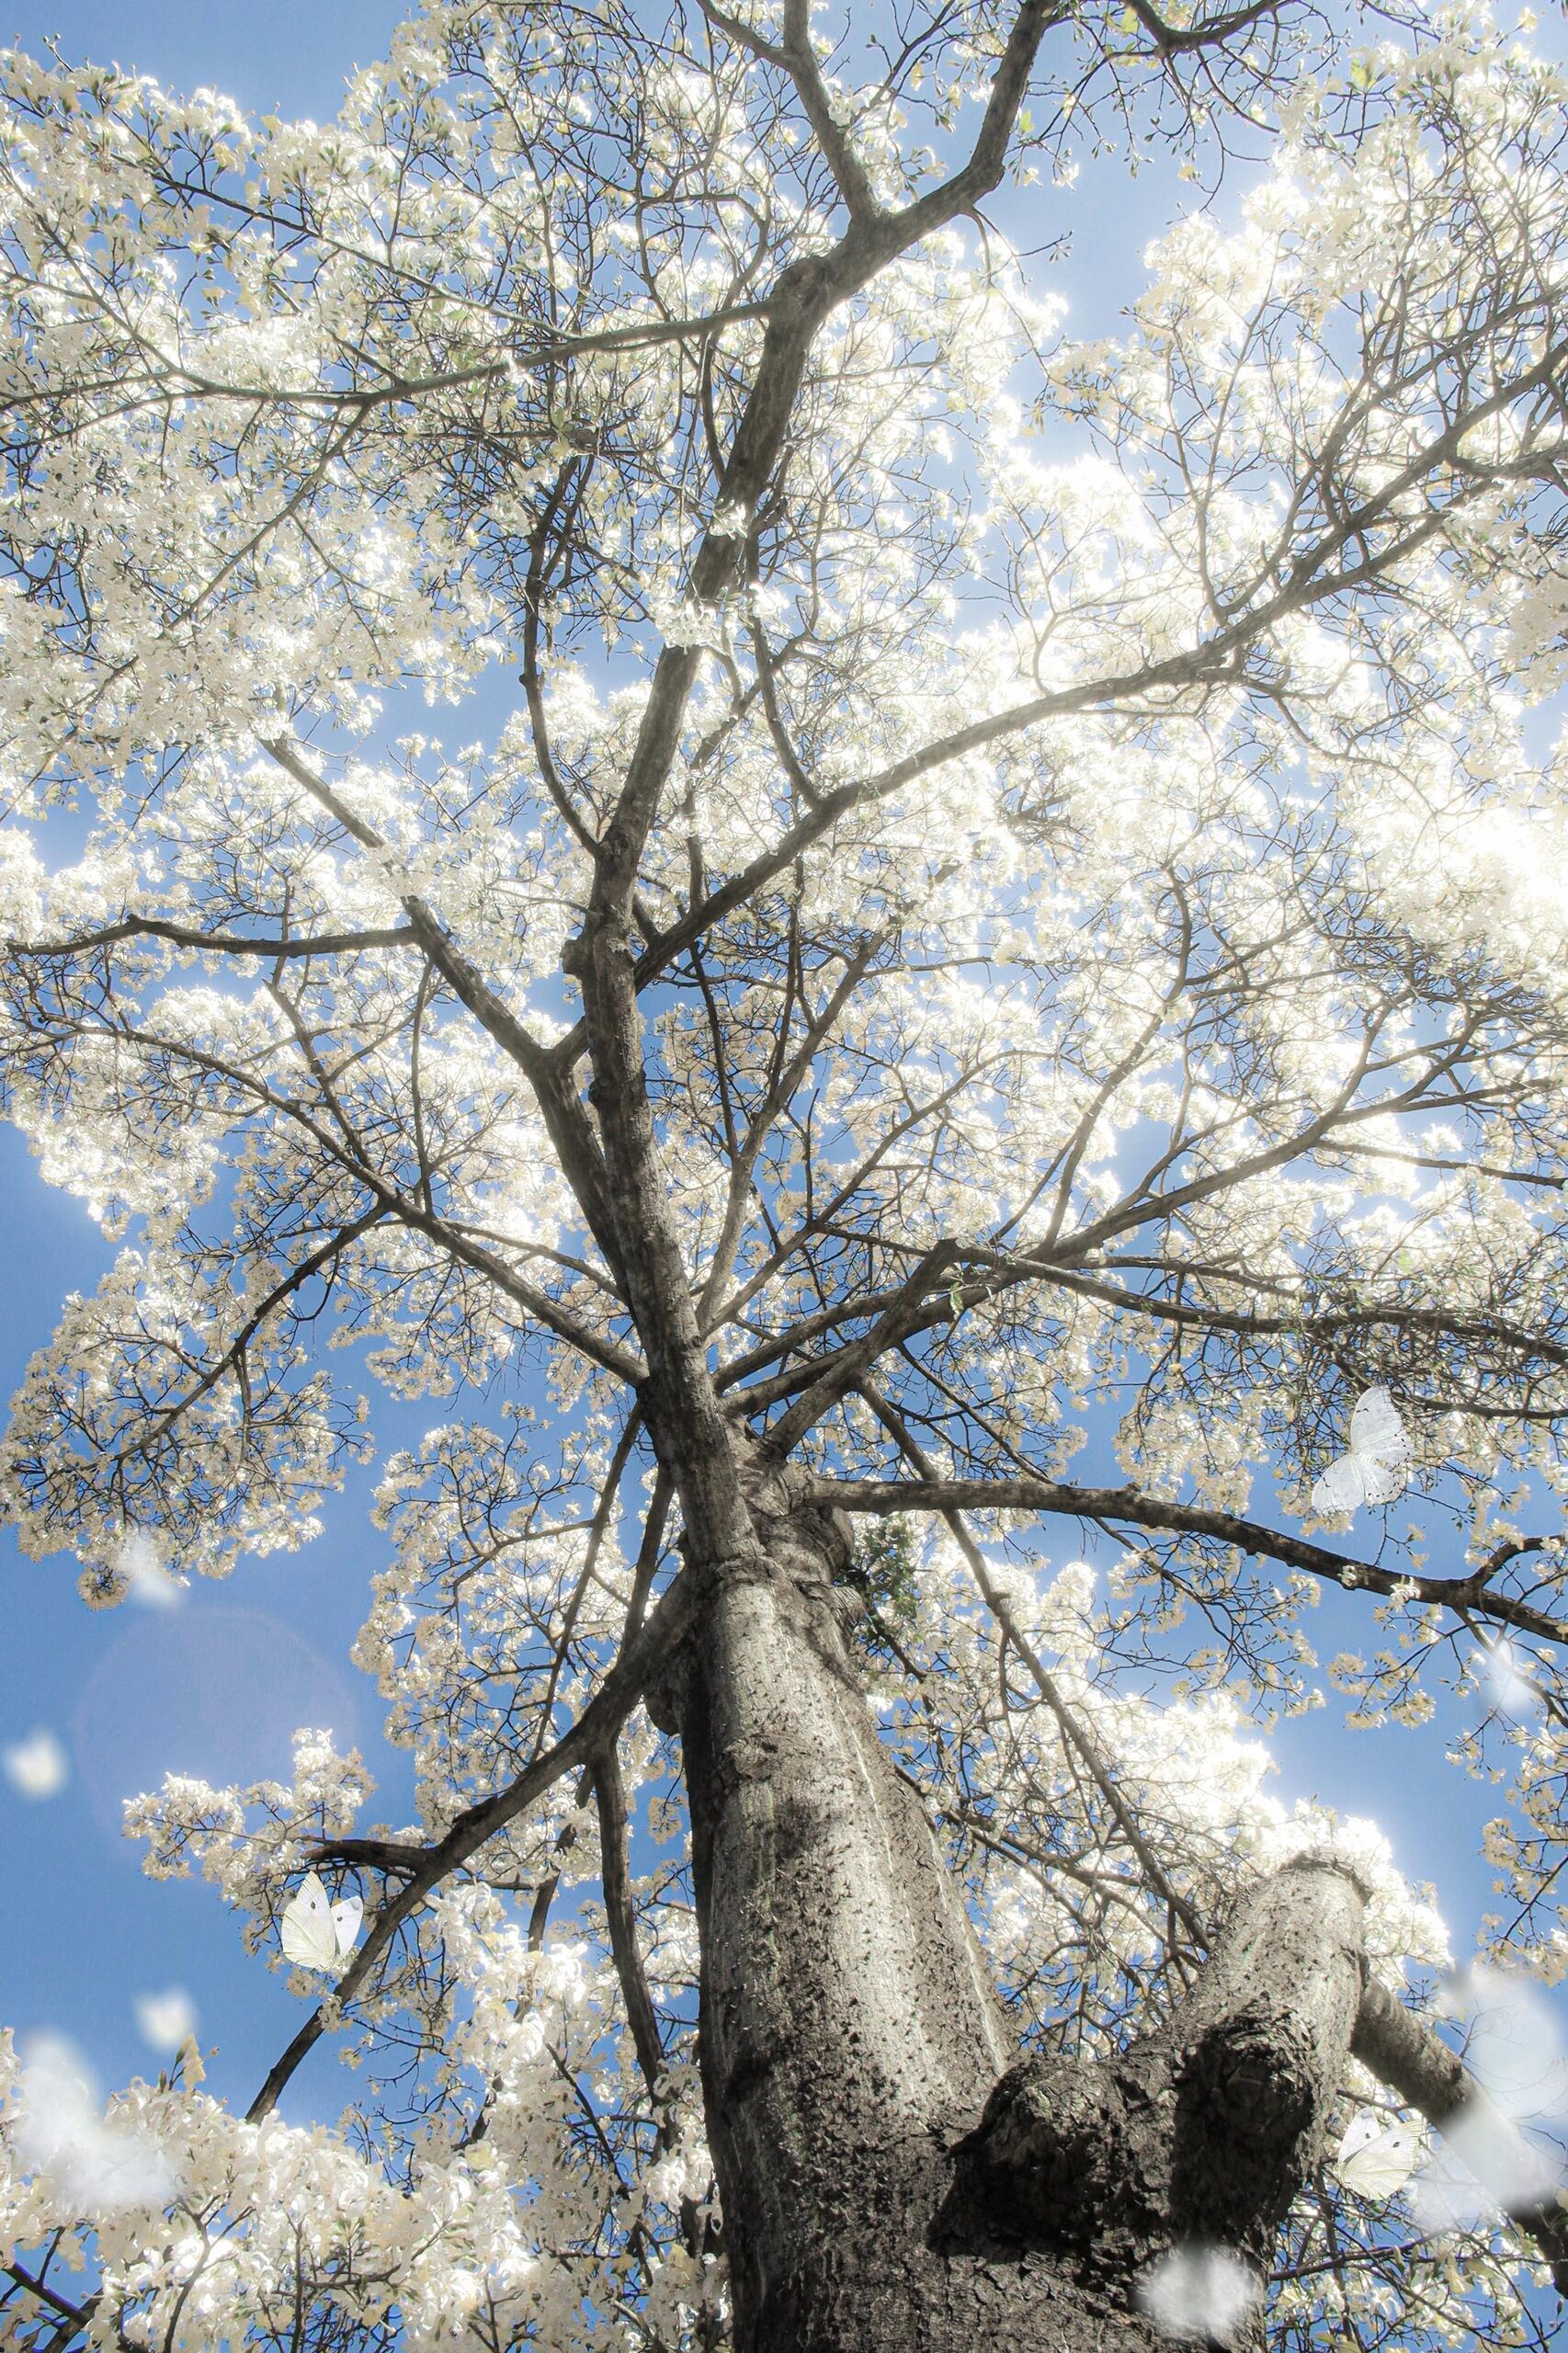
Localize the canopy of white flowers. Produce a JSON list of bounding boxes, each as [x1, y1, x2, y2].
[[1, 1, 1566, 2345]]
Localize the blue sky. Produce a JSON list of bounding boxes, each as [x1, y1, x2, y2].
[[0, 0, 1560, 2164]]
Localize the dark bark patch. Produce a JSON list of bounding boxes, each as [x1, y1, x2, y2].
[[1170, 2006, 1320, 2257], [932, 2049, 1172, 2276]]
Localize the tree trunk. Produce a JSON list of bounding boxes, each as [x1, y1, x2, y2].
[[662, 1505, 1369, 2352]]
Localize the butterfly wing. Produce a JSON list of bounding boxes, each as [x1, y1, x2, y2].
[[1349, 1386, 1413, 1506], [1335, 2119, 1422, 2198], [1358, 1452, 1410, 1508], [331, 1896, 363, 1959], [1311, 1450, 1369, 1516], [279, 1870, 339, 1970], [1348, 1386, 1403, 1454]]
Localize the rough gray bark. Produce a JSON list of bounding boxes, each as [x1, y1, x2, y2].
[[658, 1497, 1369, 2352]]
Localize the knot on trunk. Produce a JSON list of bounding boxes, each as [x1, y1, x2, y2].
[[643, 1548, 775, 1732], [1177, 2006, 1318, 2151], [642, 1654, 687, 1736], [932, 1861, 1369, 2307], [742, 1460, 858, 1579], [1171, 2006, 1320, 2256], [932, 2051, 1168, 2270]]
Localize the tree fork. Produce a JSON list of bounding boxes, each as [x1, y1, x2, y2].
[[664, 1504, 1373, 2350], [940, 1866, 1366, 2297]]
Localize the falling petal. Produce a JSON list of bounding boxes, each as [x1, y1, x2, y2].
[[117, 1531, 185, 1611], [4, 1727, 68, 1799], [1483, 1637, 1542, 1719], [1138, 2245, 1259, 2343], [15, 2033, 177, 2214], [134, 1987, 198, 2054], [1441, 1965, 1568, 2125]]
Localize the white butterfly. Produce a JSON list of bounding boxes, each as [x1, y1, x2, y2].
[[1335, 2111, 1423, 2198], [278, 1871, 362, 1972], [1310, 1385, 1412, 1516]]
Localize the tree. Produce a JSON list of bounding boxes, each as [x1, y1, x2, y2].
[[1, 0, 1567, 2345]]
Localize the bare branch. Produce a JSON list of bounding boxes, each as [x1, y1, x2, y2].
[[809, 1474, 1563, 1646]]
